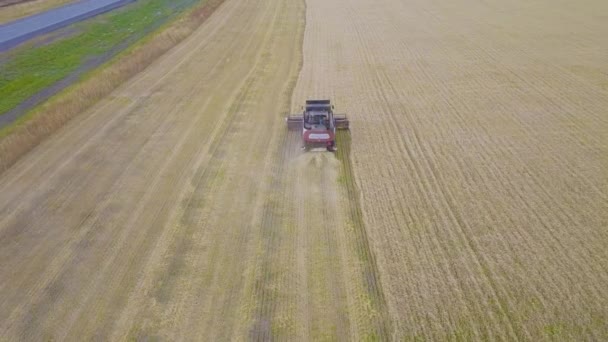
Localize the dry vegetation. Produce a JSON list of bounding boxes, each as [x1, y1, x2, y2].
[[296, 0, 607, 339], [0, 0, 606, 340], [0, 0, 73, 24]]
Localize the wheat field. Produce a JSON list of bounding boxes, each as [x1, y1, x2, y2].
[[0, 0, 606, 339], [296, 0, 608, 339]]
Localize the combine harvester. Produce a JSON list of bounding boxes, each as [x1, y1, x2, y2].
[[286, 99, 349, 151]]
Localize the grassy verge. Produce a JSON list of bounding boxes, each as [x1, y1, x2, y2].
[[0, 0, 225, 173], [0, 0, 199, 117]]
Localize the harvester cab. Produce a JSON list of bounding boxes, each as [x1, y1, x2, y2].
[[286, 99, 349, 151]]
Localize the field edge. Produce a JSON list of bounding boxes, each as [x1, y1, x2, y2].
[[0, 0, 226, 174]]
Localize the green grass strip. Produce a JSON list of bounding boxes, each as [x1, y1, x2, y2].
[[0, 0, 197, 116]]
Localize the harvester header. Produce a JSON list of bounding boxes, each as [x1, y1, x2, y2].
[[286, 99, 349, 151]]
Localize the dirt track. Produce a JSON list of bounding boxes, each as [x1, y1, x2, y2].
[[1, 0, 607, 339]]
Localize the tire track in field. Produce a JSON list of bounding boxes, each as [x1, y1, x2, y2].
[[77, 12, 273, 335], [121, 0, 294, 338], [106, 2, 282, 336], [248, 131, 293, 340], [242, 0, 374, 337], [113, 0, 307, 339], [245, 1, 316, 339], [286, 0, 393, 338], [335, 132, 392, 339], [291, 132, 311, 340], [163, 64, 263, 339]]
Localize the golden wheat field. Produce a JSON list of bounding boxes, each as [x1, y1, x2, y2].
[[0, 0, 606, 340]]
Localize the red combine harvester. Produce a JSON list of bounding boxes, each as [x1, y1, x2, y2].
[[286, 99, 349, 151]]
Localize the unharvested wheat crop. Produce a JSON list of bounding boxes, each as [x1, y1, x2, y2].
[[296, 0, 608, 339]]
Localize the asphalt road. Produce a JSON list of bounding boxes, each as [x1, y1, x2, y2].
[[0, 0, 134, 51]]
